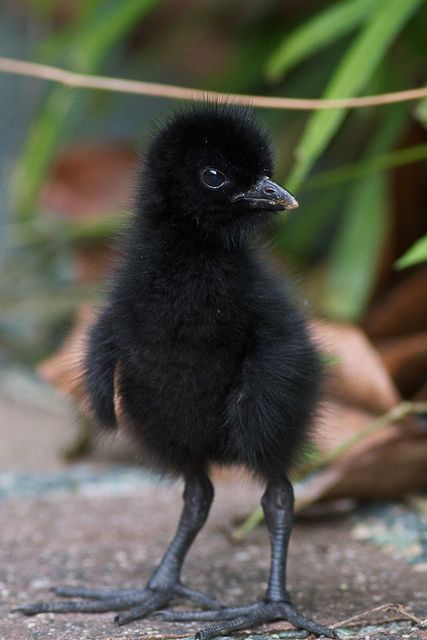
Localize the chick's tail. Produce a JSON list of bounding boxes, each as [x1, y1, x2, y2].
[[84, 306, 119, 429]]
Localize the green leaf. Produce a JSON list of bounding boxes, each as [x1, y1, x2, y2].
[[395, 234, 427, 269], [414, 96, 427, 130], [322, 105, 405, 321], [7, 212, 124, 249], [266, 0, 378, 82], [274, 185, 344, 262], [14, 0, 159, 221], [14, 86, 80, 224], [70, 0, 158, 70], [302, 143, 427, 191], [286, 0, 424, 193], [35, 0, 101, 62], [30, 0, 56, 16], [323, 173, 389, 320]]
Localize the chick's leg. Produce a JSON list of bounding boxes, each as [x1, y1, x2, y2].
[[158, 478, 336, 639], [263, 479, 294, 603], [17, 472, 220, 622]]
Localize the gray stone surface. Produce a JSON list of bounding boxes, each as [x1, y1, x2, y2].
[[2, 482, 427, 640], [0, 389, 75, 472], [0, 385, 426, 639]]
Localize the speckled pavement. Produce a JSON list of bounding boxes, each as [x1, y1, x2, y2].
[[1, 387, 426, 640]]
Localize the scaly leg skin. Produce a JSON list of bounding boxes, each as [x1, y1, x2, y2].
[[157, 479, 337, 639], [17, 473, 221, 622]]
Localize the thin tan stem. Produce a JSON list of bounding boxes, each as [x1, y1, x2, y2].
[[232, 401, 427, 541], [332, 602, 423, 629], [296, 401, 427, 478], [1, 56, 427, 111]]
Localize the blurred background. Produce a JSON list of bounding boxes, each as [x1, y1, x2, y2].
[[0, 0, 427, 516]]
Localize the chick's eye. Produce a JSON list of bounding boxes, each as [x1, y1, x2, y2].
[[201, 168, 228, 189]]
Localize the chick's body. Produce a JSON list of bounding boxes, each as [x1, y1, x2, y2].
[[95, 231, 319, 479], [19, 104, 335, 640]]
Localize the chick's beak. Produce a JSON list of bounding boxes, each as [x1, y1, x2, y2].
[[232, 177, 298, 212]]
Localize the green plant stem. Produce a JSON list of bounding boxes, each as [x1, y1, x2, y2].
[[231, 401, 427, 542], [395, 232, 427, 269], [14, 0, 158, 221], [301, 143, 427, 192], [266, 0, 379, 81], [286, 0, 424, 192], [321, 102, 406, 322], [7, 212, 124, 248], [296, 401, 427, 478]]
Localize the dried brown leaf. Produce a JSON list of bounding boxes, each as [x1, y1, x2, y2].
[[75, 245, 117, 282], [41, 142, 138, 218], [414, 380, 427, 401], [314, 401, 384, 455], [363, 265, 427, 339], [298, 414, 427, 508], [311, 319, 401, 413], [37, 305, 95, 410], [378, 331, 427, 397]]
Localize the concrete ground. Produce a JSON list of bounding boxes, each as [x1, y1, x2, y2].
[[1, 384, 426, 640]]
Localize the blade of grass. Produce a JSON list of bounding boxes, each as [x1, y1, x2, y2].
[[286, 0, 424, 193], [7, 212, 125, 248], [414, 96, 427, 129], [274, 104, 413, 263], [395, 233, 427, 269], [273, 184, 344, 261], [322, 106, 405, 320], [302, 143, 427, 192], [14, 85, 81, 223], [324, 174, 389, 320], [30, 0, 56, 16], [35, 0, 102, 61], [14, 0, 158, 221], [266, 0, 378, 82]]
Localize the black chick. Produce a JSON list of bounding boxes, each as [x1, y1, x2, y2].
[[18, 104, 335, 639]]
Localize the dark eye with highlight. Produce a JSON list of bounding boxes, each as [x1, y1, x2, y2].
[[201, 168, 228, 189]]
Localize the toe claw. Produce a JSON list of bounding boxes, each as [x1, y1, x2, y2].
[[115, 608, 146, 626], [52, 586, 86, 597], [14, 605, 42, 616]]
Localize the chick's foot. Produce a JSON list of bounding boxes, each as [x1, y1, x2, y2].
[[16, 582, 222, 623], [157, 600, 337, 639]]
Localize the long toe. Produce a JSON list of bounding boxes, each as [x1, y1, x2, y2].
[[174, 584, 223, 609], [279, 602, 337, 639], [52, 583, 220, 608], [53, 586, 146, 600], [15, 597, 138, 615], [195, 606, 272, 640], [157, 603, 261, 622], [16, 587, 172, 620], [115, 591, 171, 626], [157, 601, 336, 639]]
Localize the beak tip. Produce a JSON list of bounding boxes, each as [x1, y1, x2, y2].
[[281, 194, 298, 211]]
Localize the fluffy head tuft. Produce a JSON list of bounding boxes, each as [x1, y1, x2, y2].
[[148, 102, 273, 182], [139, 103, 282, 245]]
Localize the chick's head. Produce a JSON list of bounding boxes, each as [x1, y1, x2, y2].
[[144, 103, 297, 243]]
